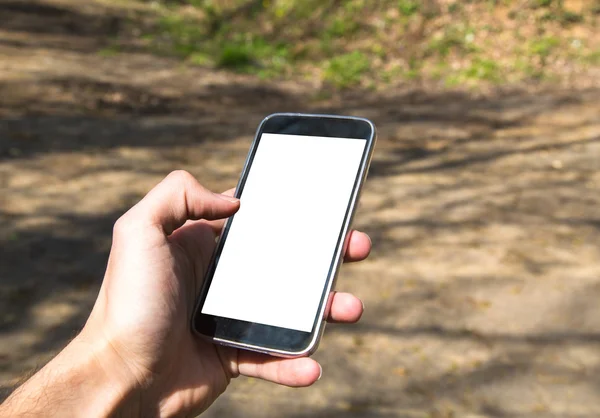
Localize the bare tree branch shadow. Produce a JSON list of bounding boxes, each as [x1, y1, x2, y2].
[[2, 3, 600, 416]]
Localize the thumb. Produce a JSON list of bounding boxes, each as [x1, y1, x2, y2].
[[125, 170, 240, 235]]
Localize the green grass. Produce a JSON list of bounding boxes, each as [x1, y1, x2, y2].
[[188, 52, 211, 66], [128, 0, 595, 89], [398, 0, 419, 16], [406, 57, 421, 79], [217, 37, 290, 73], [539, 9, 584, 26], [513, 56, 539, 78], [511, 36, 562, 78], [427, 26, 478, 58], [325, 17, 360, 39], [217, 44, 255, 70], [97, 46, 120, 57], [463, 57, 501, 82], [153, 13, 293, 74], [560, 11, 583, 25], [157, 15, 205, 56], [323, 51, 370, 88], [448, 2, 462, 14], [582, 50, 600, 65], [529, 36, 560, 58], [445, 57, 502, 86]]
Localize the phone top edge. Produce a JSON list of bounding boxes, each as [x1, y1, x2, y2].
[[258, 113, 376, 145], [261, 112, 375, 126]]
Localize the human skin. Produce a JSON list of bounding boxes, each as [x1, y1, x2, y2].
[[0, 171, 370, 417]]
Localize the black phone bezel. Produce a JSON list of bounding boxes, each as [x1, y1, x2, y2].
[[192, 113, 375, 354]]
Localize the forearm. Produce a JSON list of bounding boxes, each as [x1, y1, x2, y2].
[[0, 335, 139, 417]]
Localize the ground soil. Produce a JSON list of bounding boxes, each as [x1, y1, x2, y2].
[[1, 1, 600, 417]]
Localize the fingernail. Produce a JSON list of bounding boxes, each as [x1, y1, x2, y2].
[[217, 193, 239, 203], [361, 300, 365, 312], [317, 364, 323, 381]]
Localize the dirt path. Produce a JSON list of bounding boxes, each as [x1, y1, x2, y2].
[[1, 1, 600, 416]]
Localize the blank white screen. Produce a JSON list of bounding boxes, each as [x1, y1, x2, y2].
[[202, 133, 366, 332]]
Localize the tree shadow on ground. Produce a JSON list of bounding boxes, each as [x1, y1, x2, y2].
[[2, 80, 599, 415], [0, 0, 123, 51], [2, 3, 600, 416]]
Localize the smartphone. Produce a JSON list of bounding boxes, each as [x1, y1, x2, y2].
[[192, 113, 376, 357]]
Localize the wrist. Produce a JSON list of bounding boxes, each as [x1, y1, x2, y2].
[[67, 332, 144, 416], [1, 333, 142, 417]]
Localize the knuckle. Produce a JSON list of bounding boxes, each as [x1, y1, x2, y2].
[[167, 169, 195, 185], [112, 215, 129, 238], [113, 213, 147, 240]]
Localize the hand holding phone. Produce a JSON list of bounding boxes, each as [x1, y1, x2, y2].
[[193, 113, 376, 357], [4, 116, 375, 418], [2, 168, 373, 418]]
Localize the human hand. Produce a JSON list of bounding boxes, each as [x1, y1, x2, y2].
[[2, 171, 370, 417]]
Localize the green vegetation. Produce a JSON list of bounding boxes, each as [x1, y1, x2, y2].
[[398, 0, 419, 16], [325, 17, 360, 39], [583, 50, 600, 65], [529, 36, 560, 59], [323, 51, 370, 88], [445, 58, 502, 86], [463, 58, 501, 82], [448, 2, 462, 14], [217, 44, 255, 70], [216, 37, 289, 73], [151, 14, 292, 74], [112, 0, 599, 89], [97, 46, 120, 57], [560, 11, 584, 25], [427, 25, 478, 57]]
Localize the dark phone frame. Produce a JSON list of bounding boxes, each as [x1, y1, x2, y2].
[[192, 113, 376, 356]]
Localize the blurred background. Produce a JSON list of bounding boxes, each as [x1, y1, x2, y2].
[[1, 0, 599, 416]]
